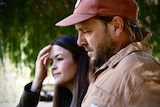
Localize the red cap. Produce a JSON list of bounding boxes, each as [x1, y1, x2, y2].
[[55, 0, 139, 26]]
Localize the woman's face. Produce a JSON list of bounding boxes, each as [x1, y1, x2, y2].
[[49, 45, 78, 89]]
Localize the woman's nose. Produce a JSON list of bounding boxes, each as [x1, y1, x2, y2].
[[51, 62, 57, 71]]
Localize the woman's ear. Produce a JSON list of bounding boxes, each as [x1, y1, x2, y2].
[[112, 16, 124, 37]]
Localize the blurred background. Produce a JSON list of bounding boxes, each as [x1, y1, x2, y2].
[[0, 0, 160, 105]]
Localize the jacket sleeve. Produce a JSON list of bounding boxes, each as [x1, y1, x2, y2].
[[16, 82, 41, 107]]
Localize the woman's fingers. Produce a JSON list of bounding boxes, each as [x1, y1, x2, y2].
[[36, 45, 52, 65], [35, 45, 52, 80], [37, 45, 52, 59], [39, 52, 49, 66], [31, 45, 52, 92], [44, 54, 50, 66]]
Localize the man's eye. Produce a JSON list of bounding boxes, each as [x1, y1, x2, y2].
[[83, 30, 90, 33]]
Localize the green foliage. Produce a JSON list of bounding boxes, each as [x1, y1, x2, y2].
[[136, 0, 160, 61], [0, 0, 160, 76], [0, 0, 76, 76]]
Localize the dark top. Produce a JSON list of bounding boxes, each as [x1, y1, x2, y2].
[[16, 82, 41, 107]]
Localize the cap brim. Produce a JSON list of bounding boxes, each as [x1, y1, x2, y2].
[[55, 14, 95, 26]]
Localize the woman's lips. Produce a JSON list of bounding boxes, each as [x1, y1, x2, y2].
[[52, 72, 61, 78]]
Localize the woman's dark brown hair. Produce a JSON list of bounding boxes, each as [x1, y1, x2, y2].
[[51, 35, 90, 107]]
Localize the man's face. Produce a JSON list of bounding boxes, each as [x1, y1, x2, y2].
[[75, 18, 118, 67]]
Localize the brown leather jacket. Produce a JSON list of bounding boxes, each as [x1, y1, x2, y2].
[[82, 42, 160, 107]]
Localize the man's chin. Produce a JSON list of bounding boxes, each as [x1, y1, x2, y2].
[[91, 58, 103, 68], [90, 58, 98, 67]]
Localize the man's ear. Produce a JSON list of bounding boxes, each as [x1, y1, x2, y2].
[[112, 16, 124, 37]]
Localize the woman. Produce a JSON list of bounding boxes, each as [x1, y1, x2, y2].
[[17, 35, 90, 107]]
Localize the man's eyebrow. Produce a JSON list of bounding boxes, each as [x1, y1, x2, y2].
[[75, 27, 90, 31]]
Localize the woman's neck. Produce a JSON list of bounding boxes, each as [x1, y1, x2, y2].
[[64, 81, 74, 94]]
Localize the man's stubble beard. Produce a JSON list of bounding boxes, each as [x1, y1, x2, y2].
[[92, 32, 118, 68]]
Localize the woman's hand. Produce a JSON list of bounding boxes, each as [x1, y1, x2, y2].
[[31, 45, 52, 92]]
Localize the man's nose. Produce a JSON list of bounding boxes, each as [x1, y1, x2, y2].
[[77, 34, 87, 47]]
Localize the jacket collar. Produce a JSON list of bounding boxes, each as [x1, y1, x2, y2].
[[93, 42, 152, 80]]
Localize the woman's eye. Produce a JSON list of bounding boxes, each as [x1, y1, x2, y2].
[[50, 60, 53, 65], [57, 58, 63, 61]]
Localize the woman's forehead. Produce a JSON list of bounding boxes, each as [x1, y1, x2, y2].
[[49, 45, 71, 58]]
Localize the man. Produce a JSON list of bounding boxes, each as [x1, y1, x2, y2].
[[55, 0, 160, 107]]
